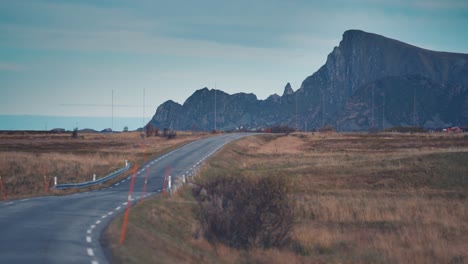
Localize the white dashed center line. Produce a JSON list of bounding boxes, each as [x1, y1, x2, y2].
[[87, 248, 94, 257]]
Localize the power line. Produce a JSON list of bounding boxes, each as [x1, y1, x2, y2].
[[59, 104, 142, 108]]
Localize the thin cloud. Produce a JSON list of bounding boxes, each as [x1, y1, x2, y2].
[[0, 24, 306, 63], [407, 0, 468, 9], [0, 62, 24, 71]]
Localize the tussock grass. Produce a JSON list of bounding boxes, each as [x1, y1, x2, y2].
[[107, 132, 468, 263], [0, 131, 206, 199]]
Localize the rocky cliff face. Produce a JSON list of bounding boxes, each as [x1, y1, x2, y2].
[[149, 30, 468, 131]]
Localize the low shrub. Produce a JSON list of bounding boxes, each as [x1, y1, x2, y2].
[[194, 174, 294, 249]]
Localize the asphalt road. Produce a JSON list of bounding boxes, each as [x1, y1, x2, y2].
[[0, 133, 248, 264]]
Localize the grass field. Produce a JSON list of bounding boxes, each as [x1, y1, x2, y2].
[[0, 131, 207, 199], [106, 132, 468, 263]]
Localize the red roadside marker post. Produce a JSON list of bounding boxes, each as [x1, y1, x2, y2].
[[0, 176, 6, 200], [120, 165, 138, 245], [42, 165, 48, 193], [43, 175, 48, 193]]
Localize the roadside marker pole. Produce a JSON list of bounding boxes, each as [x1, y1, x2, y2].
[[168, 175, 172, 195], [140, 166, 150, 204], [0, 176, 6, 200], [162, 165, 171, 195], [120, 165, 138, 245]]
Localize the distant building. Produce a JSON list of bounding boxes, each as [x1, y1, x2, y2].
[[443, 126, 462, 133]]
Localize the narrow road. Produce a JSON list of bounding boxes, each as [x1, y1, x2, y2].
[[0, 133, 248, 264]]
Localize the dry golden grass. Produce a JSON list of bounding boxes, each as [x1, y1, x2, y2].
[[0, 131, 207, 199], [107, 132, 468, 264]]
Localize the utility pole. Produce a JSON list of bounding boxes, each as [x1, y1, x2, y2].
[[413, 86, 416, 127], [322, 89, 325, 128], [371, 84, 375, 128], [295, 92, 298, 131], [382, 92, 385, 130], [223, 92, 225, 124], [112, 90, 114, 131], [214, 83, 217, 131], [143, 88, 145, 128]]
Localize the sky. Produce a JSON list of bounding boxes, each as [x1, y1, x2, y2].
[[1, 0, 468, 121]]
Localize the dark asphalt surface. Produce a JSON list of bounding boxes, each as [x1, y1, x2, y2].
[[0, 133, 248, 264]]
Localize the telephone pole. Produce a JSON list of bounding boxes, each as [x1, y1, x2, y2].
[[111, 90, 114, 131], [382, 92, 385, 130], [295, 92, 298, 131], [214, 83, 217, 131], [322, 89, 325, 128], [413, 86, 417, 127], [371, 84, 375, 128]]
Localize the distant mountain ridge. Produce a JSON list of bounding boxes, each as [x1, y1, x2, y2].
[[148, 29, 468, 131]]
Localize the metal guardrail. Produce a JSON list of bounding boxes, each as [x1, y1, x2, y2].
[[54, 164, 131, 190]]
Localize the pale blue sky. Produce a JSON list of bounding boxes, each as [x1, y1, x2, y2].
[[1, 0, 467, 119]]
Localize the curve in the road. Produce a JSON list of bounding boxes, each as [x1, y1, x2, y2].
[[0, 133, 249, 264]]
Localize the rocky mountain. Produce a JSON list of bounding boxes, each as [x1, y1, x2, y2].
[[148, 29, 468, 131]]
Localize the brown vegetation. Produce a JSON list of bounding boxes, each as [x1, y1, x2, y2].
[[107, 132, 468, 263], [0, 131, 206, 199], [194, 174, 293, 249]]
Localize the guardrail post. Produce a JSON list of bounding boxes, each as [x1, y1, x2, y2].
[[93, 174, 96, 181], [183, 174, 186, 184], [125, 160, 128, 167], [54, 177, 57, 186]]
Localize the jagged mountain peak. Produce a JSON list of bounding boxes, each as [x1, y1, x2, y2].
[[267, 93, 280, 102], [282, 83, 294, 96], [149, 30, 468, 131]]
